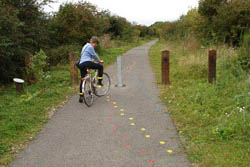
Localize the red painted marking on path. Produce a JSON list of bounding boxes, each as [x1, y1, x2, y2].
[[107, 117, 112, 121], [148, 160, 155, 163], [112, 129, 116, 133], [126, 143, 131, 147], [114, 122, 119, 127], [140, 149, 147, 154], [121, 136, 126, 139]]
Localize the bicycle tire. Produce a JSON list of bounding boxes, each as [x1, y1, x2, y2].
[[94, 72, 111, 97], [83, 78, 94, 107]]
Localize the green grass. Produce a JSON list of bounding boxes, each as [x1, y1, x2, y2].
[[0, 39, 151, 166], [149, 40, 250, 167], [0, 65, 75, 166]]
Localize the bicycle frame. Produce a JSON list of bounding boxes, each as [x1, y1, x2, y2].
[[82, 69, 98, 92]]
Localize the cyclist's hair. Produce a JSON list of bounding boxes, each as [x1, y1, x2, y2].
[[90, 36, 100, 44]]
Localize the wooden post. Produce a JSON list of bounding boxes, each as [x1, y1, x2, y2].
[[208, 49, 216, 83], [25, 54, 34, 84], [13, 78, 25, 93], [25, 54, 31, 68], [16, 83, 24, 92], [162, 50, 170, 85], [69, 53, 79, 85]]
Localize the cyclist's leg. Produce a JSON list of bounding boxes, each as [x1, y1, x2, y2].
[[97, 65, 103, 85], [78, 62, 88, 102], [88, 62, 103, 85]]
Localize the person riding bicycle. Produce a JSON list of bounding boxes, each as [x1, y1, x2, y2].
[[78, 36, 104, 103]]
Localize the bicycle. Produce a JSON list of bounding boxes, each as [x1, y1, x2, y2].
[[81, 64, 111, 107]]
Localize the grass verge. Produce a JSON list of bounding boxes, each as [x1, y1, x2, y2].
[[149, 40, 250, 167], [0, 39, 151, 166]]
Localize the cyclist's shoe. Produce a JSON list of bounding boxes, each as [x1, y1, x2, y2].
[[79, 95, 83, 103], [97, 81, 103, 87]]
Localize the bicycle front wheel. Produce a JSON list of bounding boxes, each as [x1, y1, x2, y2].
[[83, 78, 94, 107], [94, 72, 111, 97]]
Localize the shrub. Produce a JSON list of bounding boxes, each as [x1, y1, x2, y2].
[[238, 30, 250, 71], [27, 49, 47, 83], [46, 44, 81, 66]]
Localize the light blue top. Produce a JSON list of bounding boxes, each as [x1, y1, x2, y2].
[[79, 43, 99, 64]]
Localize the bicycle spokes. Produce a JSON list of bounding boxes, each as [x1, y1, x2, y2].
[[94, 73, 111, 97], [83, 79, 94, 107]]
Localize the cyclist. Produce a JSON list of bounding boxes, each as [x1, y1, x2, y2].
[[78, 36, 104, 103]]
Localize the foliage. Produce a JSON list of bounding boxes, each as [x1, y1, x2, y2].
[[198, 0, 250, 45], [106, 15, 135, 41], [0, 1, 150, 84], [0, 0, 52, 84], [238, 30, 250, 70], [50, 2, 109, 45], [152, 0, 250, 47], [46, 44, 82, 66], [27, 49, 47, 82]]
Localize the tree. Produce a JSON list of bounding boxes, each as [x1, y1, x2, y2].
[[198, 0, 250, 45], [0, 0, 51, 83]]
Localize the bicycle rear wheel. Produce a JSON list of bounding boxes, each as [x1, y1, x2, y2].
[[83, 78, 94, 107], [94, 72, 111, 97]]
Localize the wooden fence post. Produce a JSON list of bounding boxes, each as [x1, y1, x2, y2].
[[69, 53, 79, 85], [162, 50, 170, 85], [208, 49, 216, 83]]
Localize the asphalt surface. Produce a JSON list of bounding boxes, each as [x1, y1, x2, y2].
[[10, 41, 191, 167]]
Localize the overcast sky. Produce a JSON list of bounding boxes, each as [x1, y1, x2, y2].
[[44, 0, 199, 26]]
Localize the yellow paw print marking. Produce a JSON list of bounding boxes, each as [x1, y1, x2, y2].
[[160, 141, 166, 145], [130, 123, 135, 126], [129, 117, 134, 120], [167, 150, 173, 153], [120, 109, 124, 112], [113, 102, 116, 105], [120, 113, 125, 116], [145, 135, 151, 138], [141, 128, 146, 131], [114, 105, 118, 108]]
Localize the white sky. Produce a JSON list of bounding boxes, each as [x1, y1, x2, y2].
[[44, 0, 199, 26]]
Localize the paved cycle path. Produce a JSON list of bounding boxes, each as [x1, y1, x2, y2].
[[10, 41, 190, 167]]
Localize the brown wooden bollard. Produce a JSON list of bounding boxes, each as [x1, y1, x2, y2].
[[162, 50, 170, 85], [208, 49, 216, 83], [69, 53, 79, 85]]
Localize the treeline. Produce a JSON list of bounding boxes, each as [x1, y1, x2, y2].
[[150, 0, 250, 70], [151, 0, 250, 45], [0, 0, 154, 84]]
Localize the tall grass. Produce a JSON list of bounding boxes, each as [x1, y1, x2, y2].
[[149, 40, 250, 167]]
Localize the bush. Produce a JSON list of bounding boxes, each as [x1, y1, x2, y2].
[[198, 0, 250, 46], [0, 0, 49, 84], [27, 49, 47, 83], [46, 44, 81, 66], [238, 30, 250, 70]]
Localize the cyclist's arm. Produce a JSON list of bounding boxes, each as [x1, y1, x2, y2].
[[89, 46, 100, 61]]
